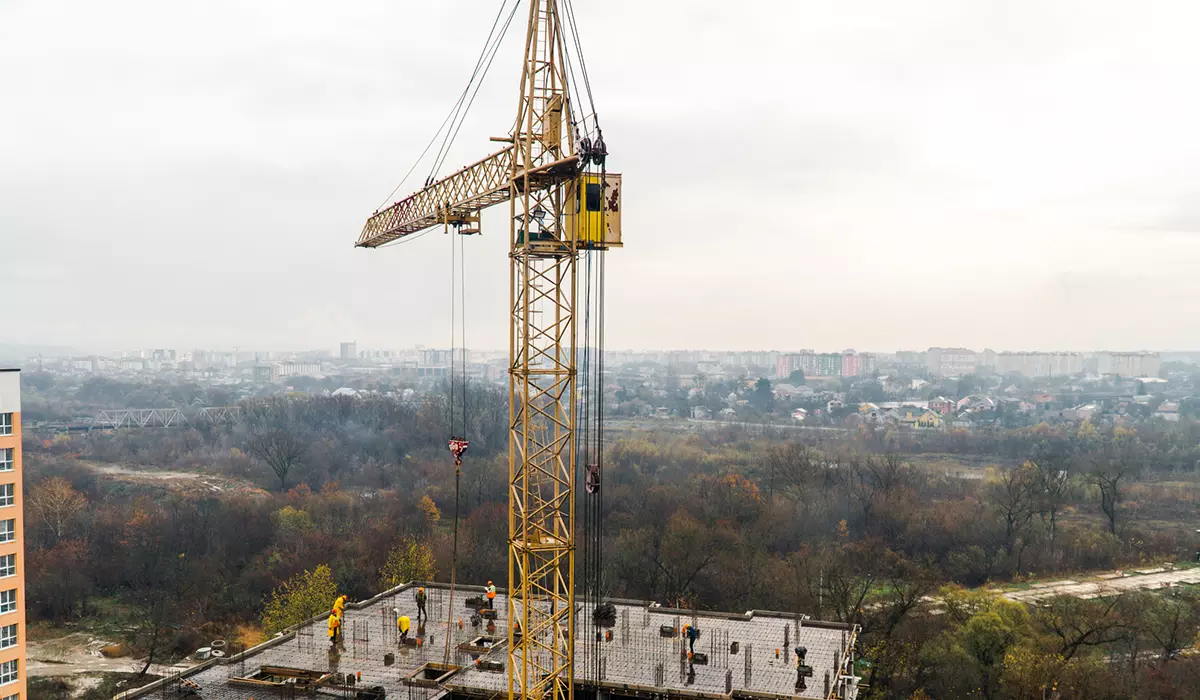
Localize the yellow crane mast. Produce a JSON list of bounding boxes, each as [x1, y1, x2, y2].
[[354, 3, 621, 700]]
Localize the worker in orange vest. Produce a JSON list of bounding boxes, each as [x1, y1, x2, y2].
[[485, 581, 496, 609]]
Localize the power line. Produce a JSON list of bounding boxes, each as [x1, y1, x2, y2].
[[430, 0, 523, 179], [374, 1, 514, 212]]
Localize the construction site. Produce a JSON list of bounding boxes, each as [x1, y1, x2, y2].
[[115, 582, 859, 700], [118, 1, 866, 699]]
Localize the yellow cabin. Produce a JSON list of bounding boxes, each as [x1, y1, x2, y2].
[[567, 172, 622, 249]]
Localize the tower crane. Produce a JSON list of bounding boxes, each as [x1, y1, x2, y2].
[[354, 3, 621, 700]]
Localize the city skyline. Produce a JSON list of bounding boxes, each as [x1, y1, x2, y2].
[[0, 340, 1189, 360]]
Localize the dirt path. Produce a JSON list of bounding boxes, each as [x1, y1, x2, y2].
[[76, 461, 267, 496], [1002, 565, 1200, 603], [27, 633, 193, 678]]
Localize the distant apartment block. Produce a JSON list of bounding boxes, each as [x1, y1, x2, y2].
[[0, 371, 25, 700], [840, 352, 877, 377], [895, 350, 926, 368], [420, 348, 453, 366], [256, 362, 324, 380], [926, 347, 978, 377], [775, 351, 876, 378], [1098, 352, 1161, 378], [339, 342, 357, 360], [992, 352, 1084, 377]]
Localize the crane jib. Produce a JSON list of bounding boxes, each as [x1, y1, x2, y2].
[[355, 151, 582, 248]]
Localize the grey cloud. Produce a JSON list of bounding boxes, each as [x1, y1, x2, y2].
[[5, 0, 1200, 351]]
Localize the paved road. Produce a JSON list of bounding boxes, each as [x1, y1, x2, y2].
[[1002, 566, 1200, 603]]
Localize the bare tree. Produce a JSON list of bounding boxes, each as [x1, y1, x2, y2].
[[844, 452, 911, 528], [1086, 442, 1138, 535], [766, 442, 821, 508], [27, 477, 87, 545], [246, 429, 306, 490], [1031, 461, 1071, 543], [1038, 594, 1128, 662], [988, 463, 1038, 552], [1140, 592, 1200, 664]]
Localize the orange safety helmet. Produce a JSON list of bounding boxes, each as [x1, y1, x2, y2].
[[418, 587, 425, 593]]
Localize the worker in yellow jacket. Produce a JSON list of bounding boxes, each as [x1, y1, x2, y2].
[[394, 609, 411, 644], [328, 612, 341, 649], [333, 594, 348, 618]]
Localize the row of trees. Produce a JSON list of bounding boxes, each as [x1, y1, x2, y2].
[[22, 394, 1200, 697]]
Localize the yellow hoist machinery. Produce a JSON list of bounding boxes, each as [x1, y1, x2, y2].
[[354, 2, 620, 700]]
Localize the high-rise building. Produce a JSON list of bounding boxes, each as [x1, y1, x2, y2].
[[994, 352, 1084, 377], [926, 347, 978, 377], [339, 342, 357, 360], [817, 353, 843, 377], [777, 351, 876, 378], [840, 352, 877, 377], [0, 370, 25, 700], [1097, 352, 1161, 378]]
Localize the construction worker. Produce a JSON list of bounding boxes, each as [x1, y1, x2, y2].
[[415, 587, 427, 622], [333, 594, 348, 618], [395, 610, 411, 644], [328, 612, 341, 650], [485, 581, 496, 609], [685, 624, 699, 655]]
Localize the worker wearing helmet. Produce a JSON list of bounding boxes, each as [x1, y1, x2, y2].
[[685, 624, 699, 655], [394, 609, 411, 644], [333, 594, 348, 618], [485, 581, 496, 609], [415, 587, 427, 622], [328, 612, 341, 650]]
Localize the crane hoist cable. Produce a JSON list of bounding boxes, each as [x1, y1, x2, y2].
[[578, 157, 610, 684], [410, 3, 510, 668], [444, 223, 471, 665], [374, 0, 518, 212], [443, 448, 462, 667], [561, 0, 598, 125], [429, 0, 523, 183]]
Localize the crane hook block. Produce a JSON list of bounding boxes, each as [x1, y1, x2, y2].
[[448, 437, 470, 466]]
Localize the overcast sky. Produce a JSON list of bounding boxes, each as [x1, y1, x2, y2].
[[4, 0, 1200, 354]]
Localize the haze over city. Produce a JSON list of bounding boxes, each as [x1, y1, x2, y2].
[[5, 0, 1200, 352]]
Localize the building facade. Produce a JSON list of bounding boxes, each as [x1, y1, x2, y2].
[[926, 347, 978, 377], [776, 351, 878, 378], [0, 371, 24, 700], [994, 352, 1084, 377], [1098, 352, 1161, 378], [840, 352, 877, 377], [339, 342, 357, 360]]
